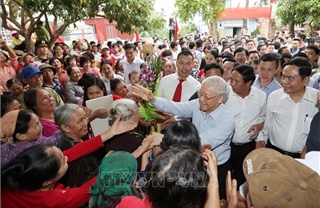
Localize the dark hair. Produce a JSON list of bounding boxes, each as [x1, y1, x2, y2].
[[160, 120, 201, 151], [66, 56, 76, 67], [6, 78, 23, 89], [10, 110, 33, 142], [306, 45, 320, 55], [123, 43, 136, 50], [248, 50, 259, 57], [204, 62, 224, 76], [115, 59, 122, 71], [79, 56, 91, 67], [292, 38, 301, 43], [82, 76, 107, 106], [161, 50, 173, 58], [66, 65, 78, 76], [298, 34, 306, 41], [1, 145, 60, 191], [283, 58, 312, 79], [274, 42, 280, 50], [207, 49, 219, 59], [145, 145, 208, 208], [1, 95, 20, 117], [188, 42, 196, 50], [278, 46, 289, 54], [234, 47, 248, 56], [48, 57, 60, 66], [196, 39, 203, 48], [24, 88, 41, 114], [257, 44, 266, 52], [100, 60, 112, 71], [259, 53, 279, 69], [232, 64, 255, 85], [170, 41, 178, 49], [110, 78, 125, 93], [177, 50, 193, 60], [293, 52, 308, 60]]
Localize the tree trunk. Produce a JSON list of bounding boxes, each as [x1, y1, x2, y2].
[[245, 0, 249, 7], [208, 20, 218, 41], [289, 21, 295, 37]]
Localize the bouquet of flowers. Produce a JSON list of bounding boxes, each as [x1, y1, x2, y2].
[[138, 55, 163, 122]]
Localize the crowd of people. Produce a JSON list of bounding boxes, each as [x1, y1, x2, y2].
[[0, 29, 320, 208]]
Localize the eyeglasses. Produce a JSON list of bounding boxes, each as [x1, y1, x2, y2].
[[197, 91, 218, 101], [281, 75, 295, 82]]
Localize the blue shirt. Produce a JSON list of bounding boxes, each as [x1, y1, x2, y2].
[[252, 76, 282, 99], [153, 97, 235, 165]]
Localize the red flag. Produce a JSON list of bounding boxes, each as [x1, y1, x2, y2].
[[135, 32, 140, 42], [95, 25, 104, 42], [174, 20, 179, 41], [270, 0, 275, 3]]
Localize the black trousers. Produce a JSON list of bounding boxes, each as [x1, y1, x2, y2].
[[266, 141, 301, 158], [169, 29, 175, 41], [218, 158, 232, 200], [230, 141, 256, 189]]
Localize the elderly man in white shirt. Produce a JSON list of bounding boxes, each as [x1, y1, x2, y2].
[[257, 58, 319, 158], [225, 64, 266, 188]]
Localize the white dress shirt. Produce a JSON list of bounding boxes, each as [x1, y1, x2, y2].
[[158, 73, 201, 102], [122, 57, 144, 84], [225, 87, 266, 144], [257, 87, 319, 153]]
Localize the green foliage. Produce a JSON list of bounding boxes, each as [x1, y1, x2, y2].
[[175, 0, 225, 24], [251, 28, 260, 37], [0, 0, 164, 51], [178, 22, 197, 37], [276, 0, 320, 30]]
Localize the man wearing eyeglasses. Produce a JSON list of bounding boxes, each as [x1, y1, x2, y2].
[[257, 58, 318, 158], [132, 76, 235, 200]]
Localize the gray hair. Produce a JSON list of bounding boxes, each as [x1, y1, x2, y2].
[[165, 60, 177, 72], [201, 76, 229, 103], [108, 99, 138, 126], [54, 104, 81, 128]]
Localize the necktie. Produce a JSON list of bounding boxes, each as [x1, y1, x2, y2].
[[172, 79, 185, 102]]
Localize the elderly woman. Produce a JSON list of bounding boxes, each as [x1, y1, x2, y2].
[[65, 65, 84, 104], [1, 113, 143, 208], [0, 110, 61, 167], [104, 99, 143, 159], [24, 88, 59, 137]]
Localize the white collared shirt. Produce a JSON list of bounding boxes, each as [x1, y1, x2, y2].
[[122, 57, 144, 84], [225, 87, 266, 143], [257, 87, 319, 152], [158, 73, 201, 102]]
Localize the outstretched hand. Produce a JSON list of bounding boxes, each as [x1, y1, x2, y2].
[[131, 84, 155, 103], [103, 114, 137, 142]]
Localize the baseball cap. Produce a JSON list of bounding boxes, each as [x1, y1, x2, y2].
[[21, 66, 43, 79], [39, 64, 57, 75], [243, 148, 320, 207]]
